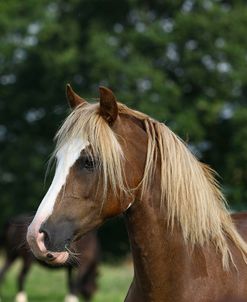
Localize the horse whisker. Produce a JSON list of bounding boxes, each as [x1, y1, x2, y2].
[[65, 244, 81, 256]]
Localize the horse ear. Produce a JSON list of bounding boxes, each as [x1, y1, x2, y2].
[[99, 86, 118, 125], [66, 84, 87, 109]]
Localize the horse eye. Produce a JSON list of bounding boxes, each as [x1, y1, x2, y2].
[[84, 158, 95, 171], [77, 157, 95, 171]]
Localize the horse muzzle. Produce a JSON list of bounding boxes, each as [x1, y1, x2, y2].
[[26, 223, 69, 266]]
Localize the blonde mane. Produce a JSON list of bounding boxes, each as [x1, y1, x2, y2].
[[55, 101, 247, 269]]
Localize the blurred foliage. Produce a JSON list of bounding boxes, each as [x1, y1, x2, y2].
[[1, 0, 247, 256]]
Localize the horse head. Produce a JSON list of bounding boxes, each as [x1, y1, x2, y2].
[[27, 85, 147, 265]]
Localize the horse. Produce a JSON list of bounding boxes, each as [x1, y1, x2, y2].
[[0, 214, 100, 302], [26, 84, 247, 301]]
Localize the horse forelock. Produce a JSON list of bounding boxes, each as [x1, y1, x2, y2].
[[54, 101, 247, 270], [53, 102, 129, 201]]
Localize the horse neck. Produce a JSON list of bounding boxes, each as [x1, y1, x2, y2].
[[124, 193, 187, 301]]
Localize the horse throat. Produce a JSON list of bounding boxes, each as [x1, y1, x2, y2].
[[124, 195, 187, 302]]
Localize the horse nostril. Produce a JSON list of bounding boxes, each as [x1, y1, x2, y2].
[[43, 231, 50, 248], [39, 226, 51, 250]]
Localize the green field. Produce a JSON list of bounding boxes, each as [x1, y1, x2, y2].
[[0, 259, 133, 302]]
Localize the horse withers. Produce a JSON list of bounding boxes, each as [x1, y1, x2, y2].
[[0, 214, 100, 302], [27, 85, 247, 301]]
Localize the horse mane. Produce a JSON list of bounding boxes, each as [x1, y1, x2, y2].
[[55, 101, 247, 269]]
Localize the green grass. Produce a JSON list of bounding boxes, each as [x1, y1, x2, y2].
[[0, 259, 133, 302]]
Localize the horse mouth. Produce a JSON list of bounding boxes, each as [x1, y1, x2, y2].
[[44, 251, 69, 266], [30, 243, 70, 266]]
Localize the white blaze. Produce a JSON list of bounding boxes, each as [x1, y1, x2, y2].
[[29, 138, 89, 233]]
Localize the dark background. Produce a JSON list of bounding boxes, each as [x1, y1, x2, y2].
[[1, 0, 247, 259]]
